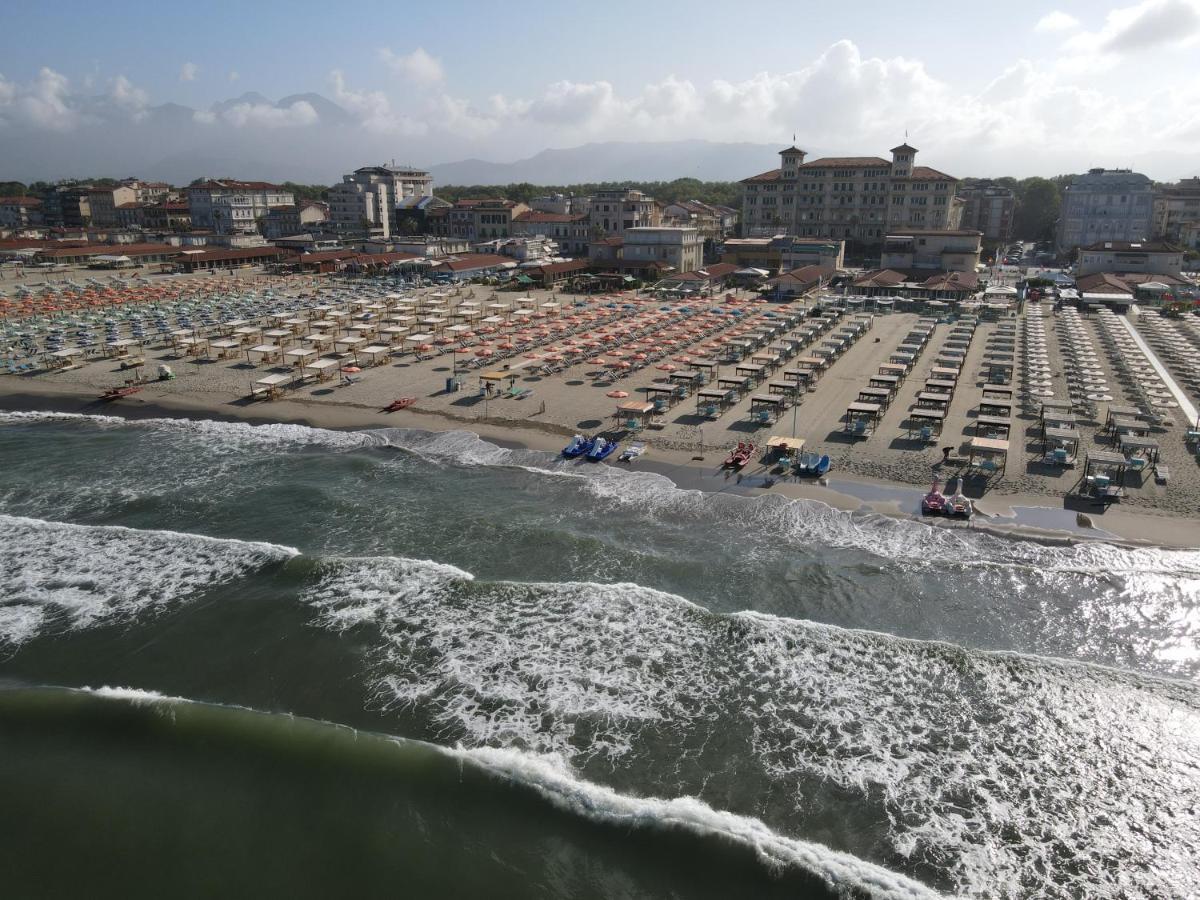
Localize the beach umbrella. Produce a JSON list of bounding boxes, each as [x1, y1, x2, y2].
[[590, 357, 607, 366], [475, 348, 493, 357], [341, 365, 361, 374], [606, 390, 629, 398]]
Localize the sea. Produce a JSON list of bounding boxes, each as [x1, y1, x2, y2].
[[1, 410, 1198, 899]]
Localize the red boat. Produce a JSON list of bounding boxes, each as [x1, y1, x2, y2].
[[723, 441, 755, 469], [98, 385, 142, 401], [381, 397, 417, 412]]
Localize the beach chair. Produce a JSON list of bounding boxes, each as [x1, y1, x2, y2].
[[625, 417, 642, 433], [918, 426, 933, 443]]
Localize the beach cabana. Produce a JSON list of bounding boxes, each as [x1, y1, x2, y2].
[[1080, 450, 1127, 501], [908, 408, 944, 440], [245, 344, 281, 365], [1118, 435, 1160, 471], [857, 386, 892, 410], [717, 375, 751, 398], [735, 362, 765, 384], [765, 435, 805, 462], [303, 357, 341, 382], [615, 400, 655, 431], [844, 402, 881, 438], [750, 395, 784, 424], [644, 384, 680, 412], [1042, 426, 1081, 466], [355, 345, 392, 367], [967, 436, 1009, 475], [696, 388, 734, 418], [285, 347, 317, 367], [251, 372, 292, 400]]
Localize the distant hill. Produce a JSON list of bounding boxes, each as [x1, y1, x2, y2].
[[428, 140, 791, 186]]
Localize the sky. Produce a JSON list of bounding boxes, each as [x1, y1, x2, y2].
[[2, 0, 1199, 183]]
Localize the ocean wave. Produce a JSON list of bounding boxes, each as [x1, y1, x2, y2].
[[30, 685, 937, 900], [0, 514, 298, 646], [302, 553, 1200, 898]]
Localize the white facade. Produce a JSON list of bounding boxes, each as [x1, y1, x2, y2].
[[1076, 241, 1184, 277], [188, 181, 295, 234], [329, 165, 433, 239], [622, 226, 703, 273]]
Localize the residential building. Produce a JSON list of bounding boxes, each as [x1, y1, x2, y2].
[[0, 197, 44, 228], [432, 199, 529, 242], [1056, 168, 1153, 252], [740, 142, 960, 244], [662, 200, 736, 243], [588, 189, 658, 236], [264, 201, 329, 240], [143, 200, 192, 231], [1075, 239, 1185, 278], [957, 182, 1017, 242], [880, 230, 983, 273], [1182, 221, 1200, 251], [1152, 177, 1200, 243], [394, 195, 452, 235], [188, 180, 295, 234], [511, 210, 590, 256], [327, 164, 433, 240], [529, 193, 575, 215], [87, 180, 172, 227], [40, 183, 93, 228], [621, 226, 703, 274]]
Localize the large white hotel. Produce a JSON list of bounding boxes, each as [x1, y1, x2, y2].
[[740, 143, 962, 244]]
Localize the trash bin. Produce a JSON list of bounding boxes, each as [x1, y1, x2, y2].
[[446, 377, 459, 393]]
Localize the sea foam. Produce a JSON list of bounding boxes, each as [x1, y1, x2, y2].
[[0, 514, 298, 646]]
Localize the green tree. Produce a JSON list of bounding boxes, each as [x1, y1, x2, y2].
[[1012, 177, 1061, 242]]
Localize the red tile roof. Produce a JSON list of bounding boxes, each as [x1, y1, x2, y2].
[[180, 246, 289, 263], [852, 269, 907, 288], [739, 169, 782, 184], [801, 156, 890, 168], [527, 259, 589, 277], [921, 271, 979, 290], [773, 264, 835, 284], [36, 242, 180, 259], [514, 211, 587, 224], [908, 166, 957, 181]]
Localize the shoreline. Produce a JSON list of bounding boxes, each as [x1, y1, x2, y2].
[[4, 378, 1198, 550]]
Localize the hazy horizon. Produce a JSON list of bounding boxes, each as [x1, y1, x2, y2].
[[3, 0, 1200, 185]]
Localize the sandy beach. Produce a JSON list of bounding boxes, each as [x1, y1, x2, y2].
[[4, 274, 1200, 548]]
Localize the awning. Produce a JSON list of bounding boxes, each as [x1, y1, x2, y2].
[[515, 274, 534, 284]]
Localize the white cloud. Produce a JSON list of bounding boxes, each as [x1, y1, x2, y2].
[[0, 67, 80, 131], [379, 47, 444, 84], [1063, 0, 1200, 55], [179, 62, 198, 82], [228, 70, 240, 83], [109, 75, 148, 113], [1034, 10, 1081, 32], [329, 69, 427, 135], [219, 100, 318, 128]]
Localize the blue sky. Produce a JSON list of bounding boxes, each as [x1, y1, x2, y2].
[[3, 0, 1200, 181]]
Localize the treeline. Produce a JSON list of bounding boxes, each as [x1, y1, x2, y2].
[[434, 178, 742, 209], [0, 177, 123, 196]]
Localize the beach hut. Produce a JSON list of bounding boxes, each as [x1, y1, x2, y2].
[[844, 402, 881, 438], [1079, 450, 1127, 501], [967, 436, 1009, 475]]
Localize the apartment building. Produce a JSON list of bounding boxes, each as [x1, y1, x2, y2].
[[188, 180, 295, 234], [622, 226, 703, 274], [956, 182, 1017, 242], [1152, 177, 1200, 243], [661, 200, 734, 242], [87, 180, 172, 227], [40, 183, 93, 228], [880, 230, 983, 273], [740, 143, 960, 244], [264, 201, 329, 240], [0, 197, 44, 228], [1076, 240, 1184, 278], [1056, 168, 1153, 252], [511, 210, 591, 256], [430, 199, 530, 242], [588, 189, 659, 236]]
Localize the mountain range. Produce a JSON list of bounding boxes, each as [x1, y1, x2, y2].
[[5, 89, 1197, 186]]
